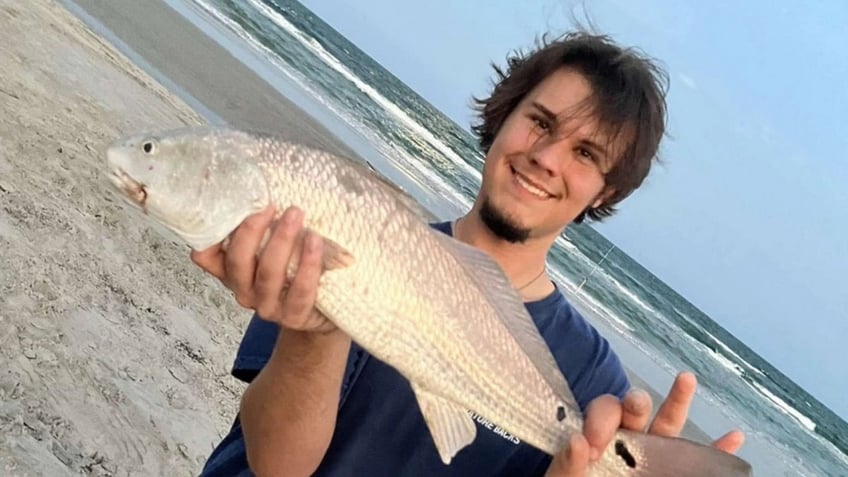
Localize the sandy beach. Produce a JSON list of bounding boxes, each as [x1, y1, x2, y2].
[[0, 0, 710, 475]]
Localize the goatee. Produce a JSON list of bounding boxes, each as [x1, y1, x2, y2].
[[480, 198, 531, 243]]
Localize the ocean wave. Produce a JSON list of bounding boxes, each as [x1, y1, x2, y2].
[[188, 0, 472, 212], [698, 325, 765, 378], [748, 380, 817, 432], [670, 305, 766, 380], [608, 273, 656, 315], [187, 0, 339, 114], [554, 235, 578, 252], [550, 268, 635, 333], [243, 0, 474, 210], [252, 0, 483, 183], [809, 431, 848, 471], [707, 347, 745, 378]]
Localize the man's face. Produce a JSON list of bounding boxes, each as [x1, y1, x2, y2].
[[476, 68, 618, 242]]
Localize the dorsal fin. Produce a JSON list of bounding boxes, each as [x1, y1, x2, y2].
[[432, 232, 578, 410]]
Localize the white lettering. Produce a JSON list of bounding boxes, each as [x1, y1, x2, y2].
[[466, 411, 521, 445], [493, 426, 521, 445]]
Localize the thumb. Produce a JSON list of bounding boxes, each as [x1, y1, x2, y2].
[[190, 242, 226, 280], [582, 394, 622, 460], [545, 434, 590, 477], [712, 429, 745, 454]]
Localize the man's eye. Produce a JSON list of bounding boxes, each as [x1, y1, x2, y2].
[[531, 116, 550, 132], [577, 147, 595, 161]]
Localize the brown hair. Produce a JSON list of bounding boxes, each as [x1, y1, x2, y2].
[[471, 31, 669, 223]]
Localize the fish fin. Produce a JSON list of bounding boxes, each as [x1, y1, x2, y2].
[[313, 231, 355, 270], [609, 430, 752, 476], [432, 232, 578, 410], [265, 228, 355, 279], [411, 383, 477, 465]]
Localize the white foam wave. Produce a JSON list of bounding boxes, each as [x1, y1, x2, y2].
[[187, 0, 471, 212], [187, 0, 336, 111], [810, 431, 848, 470], [554, 235, 578, 252], [709, 348, 745, 378], [702, 328, 765, 378], [550, 268, 635, 333], [247, 0, 483, 182], [670, 306, 766, 379], [605, 274, 655, 315], [554, 242, 655, 319], [749, 380, 817, 432]]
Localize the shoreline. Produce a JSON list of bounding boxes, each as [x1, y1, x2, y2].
[[58, 0, 359, 158]]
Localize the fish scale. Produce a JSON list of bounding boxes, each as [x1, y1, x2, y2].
[[250, 135, 573, 449], [106, 126, 753, 476]]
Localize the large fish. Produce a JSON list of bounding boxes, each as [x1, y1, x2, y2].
[[105, 127, 752, 476]]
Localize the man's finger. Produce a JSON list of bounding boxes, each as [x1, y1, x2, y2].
[[619, 388, 652, 432], [648, 372, 697, 437], [224, 206, 275, 301], [711, 429, 745, 455], [582, 394, 622, 461], [545, 434, 590, 477], [281, 231, 323, 325], [254, 208, 303, 319], [190, 243, 226, 281]]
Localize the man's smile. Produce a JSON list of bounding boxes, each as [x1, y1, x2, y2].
[[510, 165, 556, 199]]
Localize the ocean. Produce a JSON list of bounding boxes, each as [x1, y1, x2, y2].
[[167, 0, 847, 474]]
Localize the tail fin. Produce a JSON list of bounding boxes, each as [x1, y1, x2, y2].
[[600, 429, 753, 477]]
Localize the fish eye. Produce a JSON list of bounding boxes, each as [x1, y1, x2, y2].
[[142, 140, 157, 154]]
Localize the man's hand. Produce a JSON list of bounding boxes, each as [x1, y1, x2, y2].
[[190, 205, 336, 333], [545, 372, 745, 476]]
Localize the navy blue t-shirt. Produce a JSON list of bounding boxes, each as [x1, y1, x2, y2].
[[200, 221, 629, 476]]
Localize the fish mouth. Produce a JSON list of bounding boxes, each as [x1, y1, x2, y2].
[[109, 167, 148, 212]]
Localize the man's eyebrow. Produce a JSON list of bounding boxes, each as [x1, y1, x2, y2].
[[530, 102, 557, 121], [532, 101, 612, 161]]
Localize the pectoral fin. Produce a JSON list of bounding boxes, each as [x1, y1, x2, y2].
[[411, 383, 477, 465], [314, 232, 355, 270]]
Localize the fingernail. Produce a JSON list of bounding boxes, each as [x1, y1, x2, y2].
[[284, 207, 301, 224], [627, 389, 651, 410], [590, 447, 600, 461], [307, 232, 322, 250]]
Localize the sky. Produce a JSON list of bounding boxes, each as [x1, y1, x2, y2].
[[298, 0, 848, 419]]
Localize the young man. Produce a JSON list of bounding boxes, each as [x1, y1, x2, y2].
[[194, 32, 744, 476]]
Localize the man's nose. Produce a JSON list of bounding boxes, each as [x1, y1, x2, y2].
[[529, 137, 571, 177]]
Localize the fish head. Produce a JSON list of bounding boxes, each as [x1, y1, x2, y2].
[[106, 127, 270, 250]]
